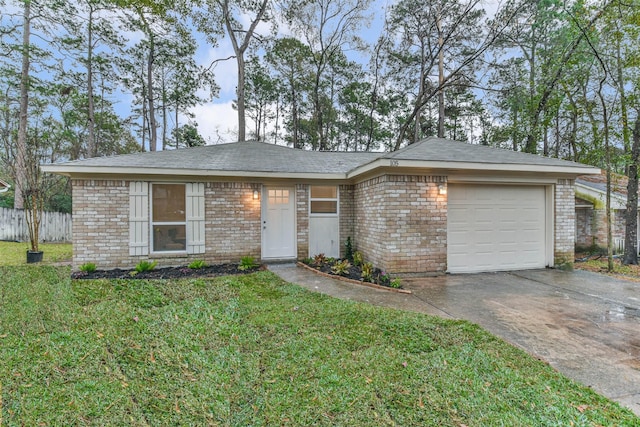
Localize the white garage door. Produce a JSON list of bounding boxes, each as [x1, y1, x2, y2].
[[447, 184, 548, 273]]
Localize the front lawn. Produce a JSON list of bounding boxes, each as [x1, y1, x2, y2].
[[0, 241, 72, 266], [0, 266, 636, 425]]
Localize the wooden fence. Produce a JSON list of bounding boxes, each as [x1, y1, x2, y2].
[[0, 207, 72, 243]]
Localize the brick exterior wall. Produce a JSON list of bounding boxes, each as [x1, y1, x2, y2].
[[72, 176, 578, 274], [72, 180, 261, 270], [354, 175, 447, 274], [205, 182, 261, 263], [576, 206, 625, 251], [555, 179, 575, 268], [72, 179, 129, 269], [296, 184, 309, 260]]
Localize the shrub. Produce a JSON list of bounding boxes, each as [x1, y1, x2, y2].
[[361, 262, 374, 282], [239, 256, 260, 271], [331, 259, 351, 276], [377, 271, 391, 287], [135, 260, 157, 273], [352, 251, 364, 267], [344, 237, 354, 261], [188, 259, 208, 269], [313, 253, 327, 265], [390, 278, 402, 289], [79, 262, 97, 273]]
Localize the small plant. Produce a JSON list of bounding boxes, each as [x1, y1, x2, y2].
[[361, 262, 374, 282], [188, 259, 208, 269], [377, 271, 391, 287], [390, 278, 402, 289], [135, 260, 157, 273], [302, 257, 313, 265], [344, 237, 354, 261], [331, 259, 352, 276], [239, 255, 260, 271], [326, 257, 336, 265], [79, 262, 97, 273], [352, 251, 364, 266], [313, 253, 327, 265]]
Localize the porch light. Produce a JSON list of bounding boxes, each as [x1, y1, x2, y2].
[[438, 184, 447, 195], [253, 190, 260, 200]]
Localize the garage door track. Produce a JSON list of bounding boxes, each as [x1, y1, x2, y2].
[[403, 269, 640, 416]]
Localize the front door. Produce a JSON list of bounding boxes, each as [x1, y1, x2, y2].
[[262, 187, 296, 259]]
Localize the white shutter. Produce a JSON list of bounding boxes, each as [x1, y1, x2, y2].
[[186, 183, 205, 254], [129, 182, 149, 256]]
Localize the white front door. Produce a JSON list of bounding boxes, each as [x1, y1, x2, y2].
[[262, 187, 296, 259]]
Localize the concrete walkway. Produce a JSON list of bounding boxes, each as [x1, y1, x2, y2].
[[268, 264, 640, 417]]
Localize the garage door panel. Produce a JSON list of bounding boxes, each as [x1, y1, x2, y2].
[[447, 184, 547, 273]]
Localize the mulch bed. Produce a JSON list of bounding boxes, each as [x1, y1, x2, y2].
[[72, 264, 264, 280], [299, 259, 409, 293]]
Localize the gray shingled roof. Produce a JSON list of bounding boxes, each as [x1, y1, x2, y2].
[[50, 141, 380, 174], [384, 137, 596, 169], [42, 137, 598, 176]]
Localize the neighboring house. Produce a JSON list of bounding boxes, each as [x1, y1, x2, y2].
[[575, 173, 639, 252], [42, 137, 599, 274], [0, 179, 10, 193]]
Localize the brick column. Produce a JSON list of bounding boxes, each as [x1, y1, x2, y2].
[[555, 179, 575, 269]]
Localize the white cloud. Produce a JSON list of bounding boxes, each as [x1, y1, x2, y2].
[[198, 43, 238, 101], [190, 101, 238, 144]]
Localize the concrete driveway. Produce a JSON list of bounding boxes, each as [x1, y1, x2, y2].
[[402, 269, 640, 416], [270, 264, 640, 416]]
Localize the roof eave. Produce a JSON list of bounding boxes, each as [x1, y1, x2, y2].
[[575, 182, 632, 209], [347, 159, 601, 179], [40, 165, 348, 180]]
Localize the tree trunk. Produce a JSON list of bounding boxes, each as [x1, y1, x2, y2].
[[237, 53, 246, 141], [147, 32, 157, 151], [15, 0, 31, 210], [437, 12, 445, 138], [87, 6, 96, 157], [623, 118, 640, 265], [161, 71, 168, 150]]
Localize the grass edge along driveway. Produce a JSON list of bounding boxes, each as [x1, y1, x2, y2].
[[1, 266, 637, 426]]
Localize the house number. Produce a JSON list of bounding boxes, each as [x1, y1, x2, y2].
[[390, 160, 399, 167]]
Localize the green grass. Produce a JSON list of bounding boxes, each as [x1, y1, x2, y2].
[[0, 266, 637, 426], [0, 241, 72, 266]]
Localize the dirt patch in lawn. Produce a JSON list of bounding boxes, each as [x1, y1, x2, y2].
[[72, 264, 264, 280]]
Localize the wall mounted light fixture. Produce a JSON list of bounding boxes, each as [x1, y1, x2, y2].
[[253, 190, 260, 200], [438, 184, 447, 195]]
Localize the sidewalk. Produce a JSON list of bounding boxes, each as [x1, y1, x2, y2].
[[267, 263, 451, 318]]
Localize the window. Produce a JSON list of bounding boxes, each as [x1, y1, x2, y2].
[[268, 189, 289, 205], [310, 186, 338, 215], [152, 184, 186, 252]]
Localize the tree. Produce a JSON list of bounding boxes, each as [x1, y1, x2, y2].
[[264, 37, 314, 148], [282, 0, 372, 150], [15, 0, 32, 209], [385, 0, 512, 150], [624, 118, 640, 265], [170, 122, 206, 148], [245, 55, 278, 141]]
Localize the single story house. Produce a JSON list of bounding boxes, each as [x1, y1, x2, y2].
[[42, 137, 599, 274], [575, 173, 639, 252]]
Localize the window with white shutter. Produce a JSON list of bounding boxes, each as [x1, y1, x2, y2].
[[129, 182, 206, 255], [129, 182, 149, 256], [186, 183, 205, 254]]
